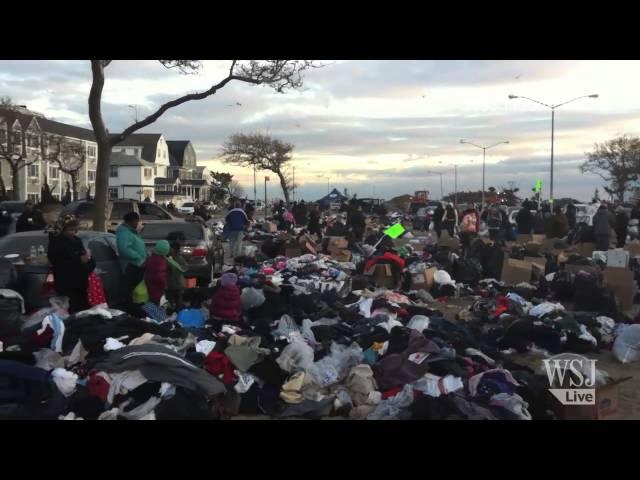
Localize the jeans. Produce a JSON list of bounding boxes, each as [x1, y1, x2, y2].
[[228, 230, 244, 259]]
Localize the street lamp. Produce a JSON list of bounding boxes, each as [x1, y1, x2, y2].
[[127, 105, 138, 123], [508, 93, 598, 203], [426, 167, 458, 203], [460, 139, 510, 209]]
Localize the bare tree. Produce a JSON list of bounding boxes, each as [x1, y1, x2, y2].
[[0, 96, 13, 107], [229, 180, 244, 199], [580, 135, 640, 203], [221, 133, 294, 204], [46, 135, 87, 201], [0, 130, 40, 201], [88, 60, 319, 231]]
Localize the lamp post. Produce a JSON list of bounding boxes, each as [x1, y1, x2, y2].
[[508, 94, 598, 203], [264, 176, 269, 222], [460, 139, 510, 209], [127, 105, 138, 123]]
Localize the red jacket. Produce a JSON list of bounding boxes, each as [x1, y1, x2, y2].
[[145, 254, 168, 303], [365, 251, 405, 272], [210, 285, 242, 322]]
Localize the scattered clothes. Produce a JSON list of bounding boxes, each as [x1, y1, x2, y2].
[[51, 368, 79, 397]]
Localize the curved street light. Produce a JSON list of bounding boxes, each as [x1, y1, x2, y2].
[[460, 139, 510, 209], [508, 94, 599, 202]]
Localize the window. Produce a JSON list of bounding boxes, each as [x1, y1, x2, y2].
[[0, 129, 6, 143], [153, 167, 157, 176], [120, 148, 126, 153], [87, 145, 96, 157], [27, 135, 40, 148], [143, 188, 153, 200], [144, 168, 153, 179], [49, 165, 59, 180], [28, 164, 39, 177], [27, 193, 39, 203], [108, 187, 119, 200], [88, 170, 96, 182], [111, 202, 133, 220], [110, 166, 118, 178], [133, 148, 140, 157]]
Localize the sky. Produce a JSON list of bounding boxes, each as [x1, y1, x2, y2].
[[2, 59, 640, 202]]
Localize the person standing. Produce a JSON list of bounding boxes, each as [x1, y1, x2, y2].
[[615, 206, 629, 248], [565, 202, 577, 229], [15, 201, 46, 233], [307, 204, 322, 238], [442, 202, 458, 238], [482, 204, 503, 243], [516, 205, 534, 235], [294, 200, 308, 226], [225, 201, 249, 260], [144, 240, 171, 306], [433, 203, 445, 238], [47, 217, 95, 313], [460, 207, 480, 254], [593, 204, 614, 251], [116, 212, 147, 309], [349, 204, 367, 242], [549, 205, 569, 239]]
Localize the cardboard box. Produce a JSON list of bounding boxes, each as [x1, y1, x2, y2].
[[331, 249, 352, 262], [606, 249, 630, 268], [575, 242, 595, 258], [624, 241, 640, 257], [284, 243, 303, 258], [365, 264, 397, 289], [524, 256, 546, 270], [524, 242, 542, 255], [410, 266, 437, 291], [604, 267, 636, 311], [265, 222, 278, 233], [501, 258, 533, 285], [516, 234, 533, 244], [327, 236, 349, 251], [555, 377, 632, 420]]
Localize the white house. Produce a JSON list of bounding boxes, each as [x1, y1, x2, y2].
[[107, 152, 156, 201]]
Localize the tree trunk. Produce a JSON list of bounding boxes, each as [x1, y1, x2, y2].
[[277, 170, 290, 205], [88, 60, 110, 232], [71, 172, 79, 201], [11, 165, 19, 200]]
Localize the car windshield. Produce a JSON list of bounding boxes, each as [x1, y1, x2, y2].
[[182, 203, 195, 208], [140, 223, 204, 241]]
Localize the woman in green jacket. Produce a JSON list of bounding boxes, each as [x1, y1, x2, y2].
[[115, 212, 147, 310]]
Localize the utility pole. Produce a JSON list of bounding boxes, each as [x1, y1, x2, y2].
[[264, 176, 269, 222], [454, 165, 458, 206], [253, 165, 257, 205], [292, 166, 296, 203]]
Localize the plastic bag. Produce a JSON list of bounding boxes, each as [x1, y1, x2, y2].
[[407, 315, 430, 332], [276, 332, 315, 373], [309, 342, 363, 387], [273, 315, 299, 339], [613, 324, 640, 363], [240, 287, 266, 311], [301, 319, 318, 346], [132, 281, 149, 304], [367, 384, 415, 420], [434, 270, 455, 286]]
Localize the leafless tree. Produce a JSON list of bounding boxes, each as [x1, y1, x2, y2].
[[0, 132, 40, 201], [221, 133, 294, 204], [46, 135, 87, 202], [229, 180, 244, 199], [88, 60, 320, 231], [580, 135, 640, 203]]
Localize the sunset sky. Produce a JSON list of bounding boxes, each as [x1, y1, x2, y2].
[[2, 60, 640, 202]]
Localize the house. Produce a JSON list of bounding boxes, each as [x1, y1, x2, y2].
[[166, 140, 211, 202], [107, 152, 156, 201], [0, 105, 97, 202]]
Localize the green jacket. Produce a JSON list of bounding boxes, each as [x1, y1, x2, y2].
[[116, 223, 147, 272], [167, 256, 186, 290]]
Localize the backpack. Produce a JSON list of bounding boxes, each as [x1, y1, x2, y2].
[[487, 209, 502, 229], [462, 213, 478, 233]]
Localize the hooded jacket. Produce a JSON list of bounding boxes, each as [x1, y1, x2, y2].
[[211, 285, 242, 322], [225, 208, 249, 232], [593, 208, 614, 236], [145, 254, 168, 303], [115, 223, 147, 272]]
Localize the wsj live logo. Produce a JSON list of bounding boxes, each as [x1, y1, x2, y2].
[[543, 354, 597, 406]]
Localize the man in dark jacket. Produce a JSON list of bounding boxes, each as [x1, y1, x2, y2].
[[348, 204, 367, 242], [433, 203, 445, 238], [47, 219, 96, 313], [615, 206, 629, 248], [15, 201, 46, 233], [593, 204, 614, 251], [294, 200, 308, 226], [225, 202, 249, 260], [516, 206, 534, 235], [565, 202, 577, 229], [549, 205, 569, 239], [307, 204, 322, 238]]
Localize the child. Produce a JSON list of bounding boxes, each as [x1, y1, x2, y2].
[[176, 291, 206, 328], [145, 240, 170, 305], [210, 272, 242, 323]]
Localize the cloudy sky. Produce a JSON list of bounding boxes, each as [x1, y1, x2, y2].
[[2, 60, 640, 202]]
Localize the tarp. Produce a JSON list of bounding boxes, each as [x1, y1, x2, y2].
[[317, 188, 349, 206]]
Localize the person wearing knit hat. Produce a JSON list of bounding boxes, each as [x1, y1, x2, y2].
[[144, 240, 170, 305], [210, 272, 242, 323]]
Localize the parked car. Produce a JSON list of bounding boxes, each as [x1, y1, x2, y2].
[[178, 202, 196, 214], [0, 230, 123, 312], [0, 201, 27, 219], [139, 219, 219, 286], [60, 199, 178, 232]]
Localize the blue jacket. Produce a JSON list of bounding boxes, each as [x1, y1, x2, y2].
[[226, 208, 249, 232], [116, 223, 147, 272]]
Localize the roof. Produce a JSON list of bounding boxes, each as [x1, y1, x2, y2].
[[0, 107, 38, 130], [317, 188, 348, 204], [112, 133, 161, 163], [166, 140, 190, 167], [110, 152, 155, 167], [38, 117, 95, 142]]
